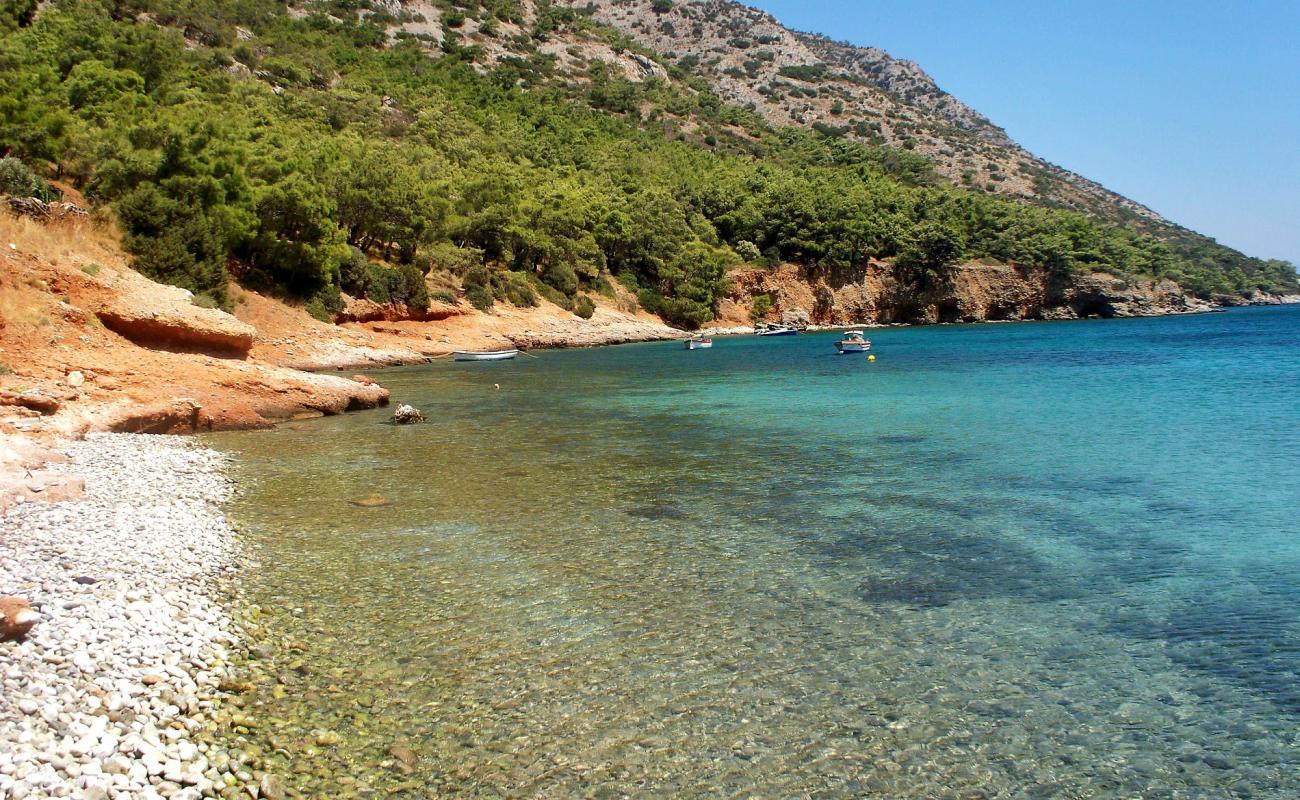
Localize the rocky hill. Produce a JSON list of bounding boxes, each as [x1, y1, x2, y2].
[[552, 0, 1160, 226]]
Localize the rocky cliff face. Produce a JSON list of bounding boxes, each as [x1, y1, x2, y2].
[[716, 262, 1217, 327]]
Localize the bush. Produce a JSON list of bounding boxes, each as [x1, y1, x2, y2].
[[463, 265, 494, 311], [338, 247, 370, 295], [398, 263, 429, 310], [497, 271, 538, 307], [532, 278, 574, 310], [735, 240, 761, 262], [540, 261, 578, 296], [750, 293, 772, 322], [306, 284, 345, 321], [0, 157, 39, 197], [659, 296, 714, 328], [574, 294, 596, 319], [362, 264, 395, 304], [465, 284, 493, 312]]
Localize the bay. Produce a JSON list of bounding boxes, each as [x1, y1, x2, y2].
[[209, 306, 1300, 798]]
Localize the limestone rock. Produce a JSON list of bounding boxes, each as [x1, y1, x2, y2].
[[96, 285, 256, 356], [391, 404, 425, 425], [780, 308, 812, 329]]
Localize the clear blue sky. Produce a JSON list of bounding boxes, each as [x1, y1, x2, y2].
[[747, 0, 1300, 267]]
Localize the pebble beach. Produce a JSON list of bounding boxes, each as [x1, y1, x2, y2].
[[0, 434, 254, 800]]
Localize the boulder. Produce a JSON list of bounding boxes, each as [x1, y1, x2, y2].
[[781, 308, 812, 329], [0, 596, 38, 638], [391, 404, 425, 424], [97, 288, 256, 356]]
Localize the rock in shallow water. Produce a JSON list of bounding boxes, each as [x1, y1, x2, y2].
[[390, 403, 425, 424]]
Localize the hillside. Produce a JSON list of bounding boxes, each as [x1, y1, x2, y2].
[[553, 0, 1293, 278], [557, 0, 1157, 222], [0, 0, 1294, 343]]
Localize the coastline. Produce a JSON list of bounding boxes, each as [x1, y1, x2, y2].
[[4, 306, 1297, 797], [0, 434, 260, 800]]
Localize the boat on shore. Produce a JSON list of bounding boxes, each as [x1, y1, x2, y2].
[[756, 323, 797, 336], [835, 330, 871, 353], [685, 335, 713, 350], [452, 349, 519, 362]]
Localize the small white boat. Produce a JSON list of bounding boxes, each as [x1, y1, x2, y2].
[[685, 336, 713, 350], [756, 324, 797, 336], [452, 349, 519, 362], [835, 330, 871, 353]]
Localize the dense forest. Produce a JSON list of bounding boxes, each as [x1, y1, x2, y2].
[[1, 0, 1294, 327]]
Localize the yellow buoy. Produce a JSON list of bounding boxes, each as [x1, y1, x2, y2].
[[868, 354, 876, 362]]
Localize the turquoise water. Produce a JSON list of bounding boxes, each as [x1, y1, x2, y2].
[[211, 306, 1300, 798]]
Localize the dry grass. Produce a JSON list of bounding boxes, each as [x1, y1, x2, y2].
[[0, 212, 126, 276]]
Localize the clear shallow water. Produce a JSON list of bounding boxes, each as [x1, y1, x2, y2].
[[209, 307, 1300, 798]]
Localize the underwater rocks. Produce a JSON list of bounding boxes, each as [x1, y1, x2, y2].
[[0, 433, 256, 799]]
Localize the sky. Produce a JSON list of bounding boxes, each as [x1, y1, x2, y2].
[[746, 0, 1300, 267]]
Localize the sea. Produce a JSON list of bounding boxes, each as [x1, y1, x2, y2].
[[209, 305, 1300, 798]]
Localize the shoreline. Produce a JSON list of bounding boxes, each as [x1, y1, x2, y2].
[[4, 305, 1297, 797], [0, 434, 260, 800]]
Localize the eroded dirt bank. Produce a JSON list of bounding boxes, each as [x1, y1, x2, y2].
[[0, 214, 679, 509]]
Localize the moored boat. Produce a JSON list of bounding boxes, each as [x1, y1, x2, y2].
[[756, 323, 797, 336], [452, 349, 519, 362], [835, 330, 871, 353], [685, 336, 713, 350]]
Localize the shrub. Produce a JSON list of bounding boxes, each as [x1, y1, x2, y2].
[[540, 261, 578, 296], [658, 296, 714, 328], [398, 263, 429, 310], [750, 293, 773, 322], [314, 284, 345, 317], [735, 240, 761, 262], [463, 265, 494, 311], [465, 284, 493, 311], [497, 271, 538, 307], [0, 157, 39, 197], [573, 294, 596, 319], [362, 264, 395, 304], [532, 278, 574, 310], [338, 247, 370, 295]]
